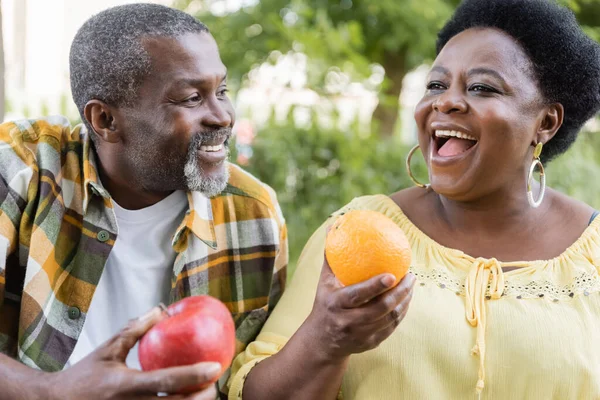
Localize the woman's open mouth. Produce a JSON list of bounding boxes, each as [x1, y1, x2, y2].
[[433, 130, 478, 158]]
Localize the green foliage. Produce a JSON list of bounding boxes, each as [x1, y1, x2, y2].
[[546, 130, 600, 209], [180, 0, 458, 82]]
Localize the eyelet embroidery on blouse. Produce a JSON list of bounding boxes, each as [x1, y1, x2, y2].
[[412, 267, 600, 301], [412, 267, 465, 294]]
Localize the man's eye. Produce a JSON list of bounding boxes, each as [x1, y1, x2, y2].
[[217, 88, 229, 97], [183, 94, 201, 103]]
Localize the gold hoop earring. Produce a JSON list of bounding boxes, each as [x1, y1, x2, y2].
[[527, 143, 546, 208], [406, 145, 430, 189]]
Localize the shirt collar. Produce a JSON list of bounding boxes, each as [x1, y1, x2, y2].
[[172, 192, 217, 250], [82, 126, 111, 214]]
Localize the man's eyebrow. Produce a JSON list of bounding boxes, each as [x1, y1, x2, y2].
[[170, 73, 228, 88]]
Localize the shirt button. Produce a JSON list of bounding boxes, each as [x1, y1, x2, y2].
[[97, 230, 110, 242], [68, 306, 81, 320]]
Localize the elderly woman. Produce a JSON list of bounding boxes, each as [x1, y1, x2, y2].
[[228, 0, 600, 398]]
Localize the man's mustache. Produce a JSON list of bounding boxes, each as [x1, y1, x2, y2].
[[192, 128, 233, 146]]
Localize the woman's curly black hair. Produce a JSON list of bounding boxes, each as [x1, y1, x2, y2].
[[437, 0, 600, 162]]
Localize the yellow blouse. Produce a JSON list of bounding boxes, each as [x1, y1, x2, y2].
[[228, 195, 600, 399]]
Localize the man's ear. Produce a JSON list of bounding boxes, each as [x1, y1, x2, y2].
[[83, 100, 123, 144], [534, 103, 564, 146]]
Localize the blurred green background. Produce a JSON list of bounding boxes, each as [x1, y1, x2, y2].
[[170, 0, 600, 274]]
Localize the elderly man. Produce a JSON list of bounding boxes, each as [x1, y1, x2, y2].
[[0, 4, 287, 399]]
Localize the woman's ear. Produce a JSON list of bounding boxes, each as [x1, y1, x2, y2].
[[534, 103, 564, 146]]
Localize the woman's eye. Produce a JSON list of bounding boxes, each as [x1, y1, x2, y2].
[[470, 84, 498, 93], [426, 82, 446, 91], [217, 88, 229, 97]]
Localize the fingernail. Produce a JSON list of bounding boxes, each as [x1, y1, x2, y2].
[[381, 275, 395, 288], [138, 307, 160, 323], [409, 273, 417, 285], [157, 302, 171, 317], [202, 362, 222, 377]]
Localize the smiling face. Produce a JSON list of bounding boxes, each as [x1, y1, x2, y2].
[[414, 28, 555, 202], [117, 32, 234, 196]]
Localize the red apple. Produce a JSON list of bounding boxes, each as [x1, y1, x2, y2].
[[138, 295, 236, 393]]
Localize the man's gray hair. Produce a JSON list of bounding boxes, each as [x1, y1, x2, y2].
[[69, 3, 208, 128]]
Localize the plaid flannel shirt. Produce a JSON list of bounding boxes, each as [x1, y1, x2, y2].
[[0, 116, 287, 396]]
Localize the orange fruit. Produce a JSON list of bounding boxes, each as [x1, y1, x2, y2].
[[325, 210, 411, 287]]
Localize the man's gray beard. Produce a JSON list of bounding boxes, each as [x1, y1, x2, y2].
[[184, 132, 231, 197]]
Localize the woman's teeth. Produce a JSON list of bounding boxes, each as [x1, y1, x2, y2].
[[434, 130, 477, 141], [200, 144, 224, 152]]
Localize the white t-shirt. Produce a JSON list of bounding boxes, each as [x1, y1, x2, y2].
[[64, 190, 190, 369]]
